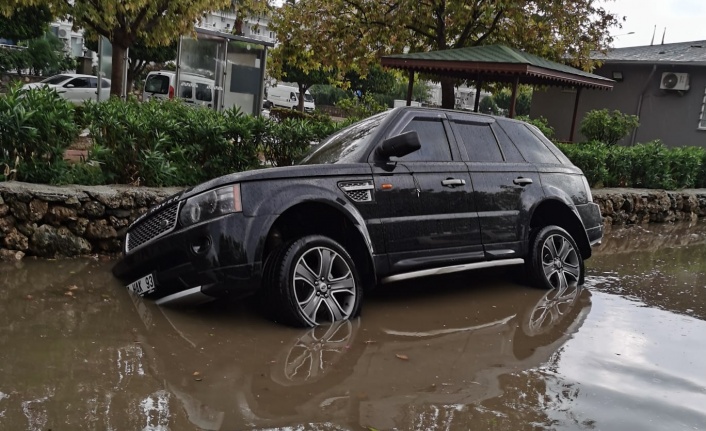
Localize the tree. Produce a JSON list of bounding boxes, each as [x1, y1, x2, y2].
[[26, 31, 75, 75], [0, 4, 53, 41], [345, 65, 396, 96], [271, 0, 622, 109], [493, 86, 533, 116], [4, 0, 270, 97], [84, 31, 177, 92]]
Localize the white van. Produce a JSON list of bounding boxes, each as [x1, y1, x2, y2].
[[265, 84, 315, 112], [143, 71, 216, 108]]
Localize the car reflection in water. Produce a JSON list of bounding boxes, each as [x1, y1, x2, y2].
[[130, 279, 591, 430]]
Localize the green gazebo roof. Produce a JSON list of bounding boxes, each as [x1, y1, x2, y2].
[[381, 45, 613, 89]]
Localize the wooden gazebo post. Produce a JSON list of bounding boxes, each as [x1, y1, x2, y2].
[[406, 71, 415, 106], [569, 87, 583, 142], [509, 76, 520, 118]]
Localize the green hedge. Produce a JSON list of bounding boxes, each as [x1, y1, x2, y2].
[[2, 89, 346, 187], [4, 88, 706, 190], [557, 141, 706, 189], [0, 83, 79, 183]]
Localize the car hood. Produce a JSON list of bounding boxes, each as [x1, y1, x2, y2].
[[22, 83, 53, 89], [180, 163, 373, 200]]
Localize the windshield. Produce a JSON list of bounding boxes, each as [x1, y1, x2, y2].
[[41, 75, 70, 85], [303, 93, 314, 103], [299, 111, 389, 165]]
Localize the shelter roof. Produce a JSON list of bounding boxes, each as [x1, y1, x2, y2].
[[381, 45, 614, 89]]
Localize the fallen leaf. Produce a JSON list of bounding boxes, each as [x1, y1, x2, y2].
[[193, 371, 201, 377], [395, 353, 409, 361], [64, 291, 74, 297], [68, 285, 79, 291]]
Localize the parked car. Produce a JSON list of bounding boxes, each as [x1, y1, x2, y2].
[[265, 84, 315, 112], [112, 107, 603, 327], [143, 70, 216, 108], [22, 73, 111, 104]]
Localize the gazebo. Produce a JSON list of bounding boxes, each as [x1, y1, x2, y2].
[[381, 45, 614, 141]]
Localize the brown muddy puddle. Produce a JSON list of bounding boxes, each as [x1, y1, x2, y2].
[[1, 222, 706, 430]]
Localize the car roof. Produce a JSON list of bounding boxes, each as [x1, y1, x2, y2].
[[392, 105, 532, 125], [47, 73, 111, 81]]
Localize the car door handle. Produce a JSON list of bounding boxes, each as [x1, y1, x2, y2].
[[513, 177, 533, 186], [442, 178, 466, 187]]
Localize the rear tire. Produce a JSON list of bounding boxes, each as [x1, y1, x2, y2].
[[527, 226, 584, 290], [262, 235, 362, 327]]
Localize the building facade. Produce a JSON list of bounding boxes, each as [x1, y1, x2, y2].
[[531, 41, 706, 147]]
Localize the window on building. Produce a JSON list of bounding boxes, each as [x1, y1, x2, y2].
[[699, 86, 706, 130]]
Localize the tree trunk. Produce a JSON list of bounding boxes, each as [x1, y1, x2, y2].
[[440, 77, 455, 109], [297, 83, 306, 112], [110, 44, 127, 97]]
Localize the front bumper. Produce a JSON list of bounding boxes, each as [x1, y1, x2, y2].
[[113, 214, 262, 303]]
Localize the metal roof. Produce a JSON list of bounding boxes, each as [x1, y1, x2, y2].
[[381, 45, 614, 90], [592, 40, 706, 65]]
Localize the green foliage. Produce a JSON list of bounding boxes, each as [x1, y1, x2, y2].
[[392, 78, 430, 104], [479, 96, 499, 115], [556, 142, 608, 187], [0, 47, 29, 75], [0, 4, 53, 41], [516, 115, 554, 140], [270, 0, 619, 108], [492, 86, 532, 116], [579, 109, 640, 146], [345, 65, 396, 96], [557, 141, 706, 190], [336, 94, 387, 121], [25, 31, 76, 76], [0, 84, 79, 183], [83, 98, 261, 186], [309, 85, 348, 106]]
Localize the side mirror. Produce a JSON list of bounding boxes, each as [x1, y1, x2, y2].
[[376, 131, 421, 159]]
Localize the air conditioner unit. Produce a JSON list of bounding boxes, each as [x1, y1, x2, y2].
[[660, 72, 690, 91], [58, 28, 68, 39]]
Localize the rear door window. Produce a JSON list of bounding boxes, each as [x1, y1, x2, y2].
[[498, 120, 562, 164], [451, 121, 503, 162], [145, 75, 169, 94], [180, 81, 193, 99], [195, 83, 212, 102]]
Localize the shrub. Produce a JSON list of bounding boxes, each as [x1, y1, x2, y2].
[[629, 141, 673, 189], [84, 98, 260, 186], [0, 83, 78, 183], [557, 142, 608, 187], [579, 109, 639, 146], [517, 115, 554, 140], [336, 94, 387, 121]]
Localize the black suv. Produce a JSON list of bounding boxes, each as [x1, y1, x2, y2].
[[113, 107, 603, 327]]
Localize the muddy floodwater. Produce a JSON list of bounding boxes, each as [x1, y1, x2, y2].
[[1, 223, 706, 430]]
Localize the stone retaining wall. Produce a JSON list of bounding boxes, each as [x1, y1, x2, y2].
[[2, 182, 706, 260], [0, 182, 182, 260]]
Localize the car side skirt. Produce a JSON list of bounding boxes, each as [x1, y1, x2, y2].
[[380, 258, 525, 284]]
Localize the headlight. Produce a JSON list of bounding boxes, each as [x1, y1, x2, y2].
[[581, 176, 593, 202], [179, 184, 242, 227]]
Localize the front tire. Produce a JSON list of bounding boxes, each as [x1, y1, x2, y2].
[[527, 226, 584, 290], [263, 235, 362, 327]]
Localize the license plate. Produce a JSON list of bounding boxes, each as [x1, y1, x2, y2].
[[127, 274, 156, 296]]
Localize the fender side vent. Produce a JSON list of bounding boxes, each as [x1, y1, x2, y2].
[[339, 181, 374, 203]]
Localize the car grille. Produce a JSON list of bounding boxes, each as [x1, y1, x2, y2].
[[339, 181, 374, 203], [126, 203, 180, 252]]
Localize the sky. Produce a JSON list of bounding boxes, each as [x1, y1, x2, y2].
[[606, 0, 706, 48]]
